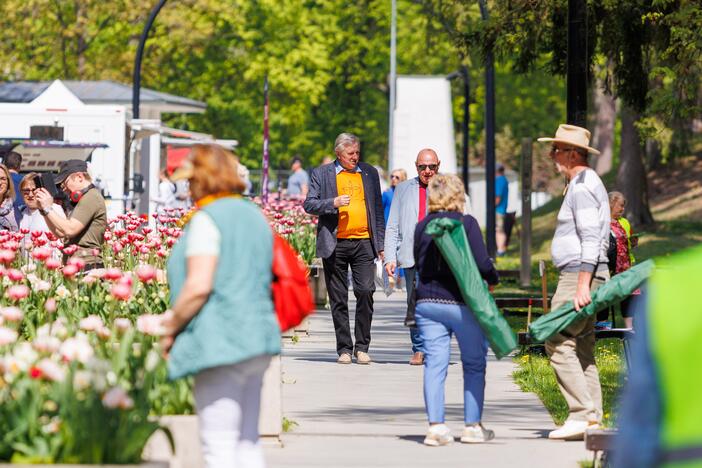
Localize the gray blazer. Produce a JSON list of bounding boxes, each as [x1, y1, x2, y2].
[[303, 161, 385, 259], [384, 177, 473, 268], [383, 177, 425, 268]]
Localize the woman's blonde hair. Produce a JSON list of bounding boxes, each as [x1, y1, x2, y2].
[[428, 174, 465, 213], [0, 164, 15, 202], [20, 172, 39, 190], [188, 144, 247, 201], [391, 168, 407, 182]]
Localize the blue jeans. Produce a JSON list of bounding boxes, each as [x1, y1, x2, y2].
[[404, 267, 423, 353], [416, 301, 488, 424]]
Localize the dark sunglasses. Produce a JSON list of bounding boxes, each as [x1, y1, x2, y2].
[[417, 164, 438, 172], [390, 175, 401, 180]]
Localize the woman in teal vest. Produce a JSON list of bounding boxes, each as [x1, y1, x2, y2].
[[161, 144, 281, 468]]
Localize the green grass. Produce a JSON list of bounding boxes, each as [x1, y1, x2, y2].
[[512, 339, 625, 427]]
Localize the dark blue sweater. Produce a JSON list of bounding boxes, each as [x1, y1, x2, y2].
[[413, 212, 499, 304]]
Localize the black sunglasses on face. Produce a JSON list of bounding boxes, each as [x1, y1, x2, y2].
[[417, 164, 438, 172], [391, 175, 401, 180]]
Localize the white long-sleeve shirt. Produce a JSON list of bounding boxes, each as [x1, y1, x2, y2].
[[551, 168, 610, 273]]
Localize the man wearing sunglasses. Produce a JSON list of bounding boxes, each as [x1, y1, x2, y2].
[[384, 148, 441, 365], [537, 124, 610, 441], [35, 159, 107, 271]]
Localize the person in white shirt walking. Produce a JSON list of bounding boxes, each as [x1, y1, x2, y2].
[[537, 124, 610, 441]]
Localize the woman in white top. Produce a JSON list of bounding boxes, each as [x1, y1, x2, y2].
[[152, 169, 177, 213], [19, 173, 66, 233]]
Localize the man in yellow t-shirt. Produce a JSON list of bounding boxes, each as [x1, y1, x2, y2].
[[303, 133, 385, 365]]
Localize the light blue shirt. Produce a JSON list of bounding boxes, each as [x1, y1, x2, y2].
[[287, 169, 309, 196]]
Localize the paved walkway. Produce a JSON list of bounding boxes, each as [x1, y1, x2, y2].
[[264, 292, 590, 468]]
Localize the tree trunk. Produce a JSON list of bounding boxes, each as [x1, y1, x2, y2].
[[616, 104, 654, 227], [591, 79, 616, 175], [645, 138, 662, 170]]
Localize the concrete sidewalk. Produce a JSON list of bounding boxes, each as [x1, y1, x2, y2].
[[264, 292, 590, 468]]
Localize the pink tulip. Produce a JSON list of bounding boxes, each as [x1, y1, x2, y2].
[[6, 284, 30, 300], [112, 242, 124, 254], [62, 245, 78, 256], [1, 306, 23, 321], [110, 283, 132, 301], [135, 264, 157, 283], [45, 258, 61, 270], [44, 298, 57, 313], [7, 269, 24, 282], [0, 249, 15, 264], [0, 326, 18, 345], [67, 258, 85, 271], [62, 264, 79, 278], [118, 274, 133, 287], [31, 247, 52, 261], [104, 268, 123, 281], [114, 317, 132, 332], [139, 245, 150, 254], [136, 314, 165, 336], [20, 228, 29, 235]]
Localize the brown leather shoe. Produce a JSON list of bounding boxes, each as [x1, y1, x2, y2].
[[337, 353, 352, 364], [409, 352, 424, 366], [355, 351, 372, 365]]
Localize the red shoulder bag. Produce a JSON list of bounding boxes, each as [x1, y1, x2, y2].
[[272, 234, 315, 332]]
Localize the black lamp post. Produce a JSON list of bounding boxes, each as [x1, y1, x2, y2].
[[132, 0, 168, 119], [567, 0, 588, 126], [447, 65, 470, 194], [478, 0, 497, 258]]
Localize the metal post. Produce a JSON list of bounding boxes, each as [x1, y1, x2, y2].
[[461, 65, 470, 193], [262, 76, 270, 205], [132, 0, 168, 119], [479, 0, 497, 258], [388, 0, 397, 169], [567, 0, 588, 126], [519, 138, 533, 287]]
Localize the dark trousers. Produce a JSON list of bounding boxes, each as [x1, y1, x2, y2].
[[404, 267, 424, 354], [322, 239, 376, 356]]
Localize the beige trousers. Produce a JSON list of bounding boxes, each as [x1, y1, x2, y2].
[[545, 270, 609, 423]]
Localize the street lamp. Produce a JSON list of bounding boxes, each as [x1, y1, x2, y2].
[[479, 0, 497, 258], [132, 0, 168, 119], [447, 65, 470, 194]]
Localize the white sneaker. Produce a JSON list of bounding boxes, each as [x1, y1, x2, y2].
[[423, 424, 454, 446], [460, 423, 495, 443], [548, 420, 599, 440]]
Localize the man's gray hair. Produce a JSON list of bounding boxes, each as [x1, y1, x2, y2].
[[334, 133, 360, 154]]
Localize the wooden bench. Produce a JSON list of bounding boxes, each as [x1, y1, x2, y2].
[[585, 428, 618, 468]]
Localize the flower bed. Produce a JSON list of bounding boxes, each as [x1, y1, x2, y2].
[[0, 202, 317, 464], [0, 213, 182, 464]]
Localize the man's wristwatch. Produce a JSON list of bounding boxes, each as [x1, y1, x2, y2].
[[39, 207, 50, 216]]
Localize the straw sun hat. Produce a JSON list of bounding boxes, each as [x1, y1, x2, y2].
[[537, 124, 601, 155]]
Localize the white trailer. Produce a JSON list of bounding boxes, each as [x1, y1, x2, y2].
[[0, 102, 132, 218]]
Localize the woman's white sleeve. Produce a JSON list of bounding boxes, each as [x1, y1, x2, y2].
[[185, 212, 221, 257]]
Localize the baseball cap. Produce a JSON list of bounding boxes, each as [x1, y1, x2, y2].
[[55, 159, 88, 184]]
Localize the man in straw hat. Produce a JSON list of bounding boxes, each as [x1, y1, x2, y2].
[[537, 124, 611, 440]]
